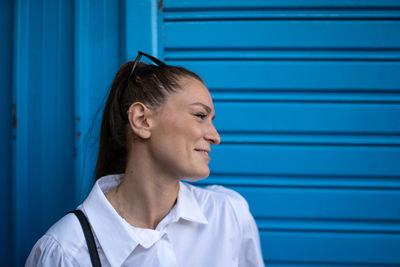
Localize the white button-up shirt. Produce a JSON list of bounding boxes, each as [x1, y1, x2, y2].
[[26, 175, 264, 267]]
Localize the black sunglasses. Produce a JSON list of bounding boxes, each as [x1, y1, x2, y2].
[[127, 51, 166, 81], [120, 51, 167, 121]]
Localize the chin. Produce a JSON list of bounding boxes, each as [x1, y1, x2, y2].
[[181, 169, 210, 182]]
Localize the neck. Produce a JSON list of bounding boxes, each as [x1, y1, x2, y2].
[[107, 146, 180, 230]]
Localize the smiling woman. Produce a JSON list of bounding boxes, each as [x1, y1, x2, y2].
[[25, 51, 264, 267]]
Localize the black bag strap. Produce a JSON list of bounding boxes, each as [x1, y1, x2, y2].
[[68, 210, 102, 267]]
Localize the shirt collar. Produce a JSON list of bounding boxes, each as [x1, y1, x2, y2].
[[174, 181, 208, 225], [82, 175, 139, 267], [81, 175, 208, 266]]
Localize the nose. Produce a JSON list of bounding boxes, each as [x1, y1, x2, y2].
[[205, 123, 221, 145]]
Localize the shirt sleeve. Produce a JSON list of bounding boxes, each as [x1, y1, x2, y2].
[[236, 201, 265, 267], [218, 187, 265, 267], [25, 235, 77, 267]]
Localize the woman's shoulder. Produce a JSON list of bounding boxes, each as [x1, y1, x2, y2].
[[46, 211, 86, 248], [183, 182, 251, 217], [25, 212, 86, 266], [185, 182, 247, 201]]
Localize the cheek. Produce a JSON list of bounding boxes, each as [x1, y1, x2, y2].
[[151, 119, 189, 155], [152, 118, 204, 165], [150, 118, 210, 179], [161, 116, 202, 143]]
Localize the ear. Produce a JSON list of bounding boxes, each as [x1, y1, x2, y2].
[[127, 102, 153, 139]]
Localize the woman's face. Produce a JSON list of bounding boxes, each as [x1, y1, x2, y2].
[[149, 78, 220, 181]]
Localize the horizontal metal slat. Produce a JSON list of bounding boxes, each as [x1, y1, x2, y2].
[[200, 175, 400, 190], [210, 91, 400, 103], [255, 218, 400, 233], [265, 261, 398, 267], [217, 133, 400, 146], [208, 144, 400, 176], [260, 231, 400, 265], [212, 102, 400, 134], [248, 187, 400, 221], [227, 186, 400, 221], [166, 60, 400, 90], [166, 50, 400, 61], [164, 0, 400, 10], [165, 21, 400, 49], [164, 10, 400, 21]]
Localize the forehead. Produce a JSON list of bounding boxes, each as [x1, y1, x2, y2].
[[165, 78, 214, 109]]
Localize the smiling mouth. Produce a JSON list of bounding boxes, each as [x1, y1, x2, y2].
[[195, 149, 210, 159], [195, 149, 210, 154]]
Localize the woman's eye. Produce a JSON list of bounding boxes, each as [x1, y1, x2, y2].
[[194, 113, 207, 119]]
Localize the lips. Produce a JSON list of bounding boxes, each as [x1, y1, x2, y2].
[[194, 148, 210, 154], [195, 148, 211, 160]]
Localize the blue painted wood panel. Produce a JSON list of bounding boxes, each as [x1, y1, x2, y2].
[[74, 0, 122, 203], [163, 0, 400, 265], [12, 0, 76, 265], [0, 1, 13, 266], [5, 0, 151, 265]]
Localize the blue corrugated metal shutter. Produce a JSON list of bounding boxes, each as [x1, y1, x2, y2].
[[161, 0, 400, 266]]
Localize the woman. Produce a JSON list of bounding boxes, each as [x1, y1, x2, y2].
[[26, 51, 264, 267]]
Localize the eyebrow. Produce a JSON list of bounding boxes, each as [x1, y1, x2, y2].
[[190, 102, 216, 121]]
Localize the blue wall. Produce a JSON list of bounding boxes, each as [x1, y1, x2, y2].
[[1, 0, 399, 266], [0, 0, 13, 266]]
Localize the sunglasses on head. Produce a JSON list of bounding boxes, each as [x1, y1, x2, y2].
[[119, 51, 167, 122]]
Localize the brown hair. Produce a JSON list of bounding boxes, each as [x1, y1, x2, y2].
[[95, 61, 204, 179]]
